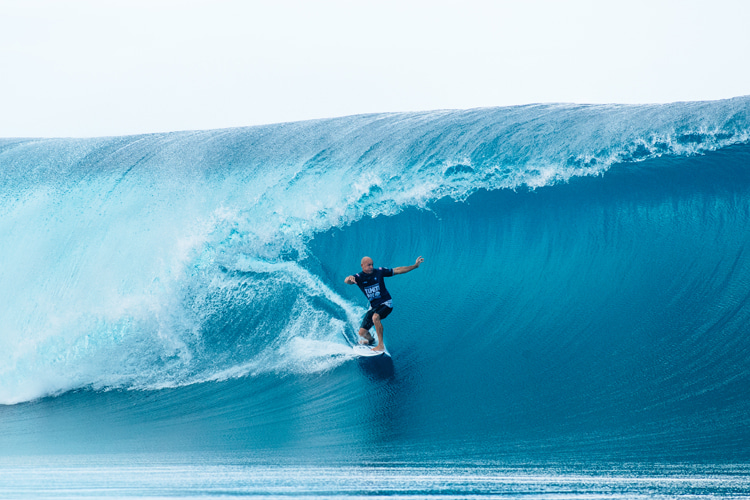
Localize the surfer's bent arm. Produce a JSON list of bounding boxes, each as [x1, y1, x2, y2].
[[393, 256, 424, 275]]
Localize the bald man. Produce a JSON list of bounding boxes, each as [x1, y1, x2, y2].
[[344, 256, 424, 351]]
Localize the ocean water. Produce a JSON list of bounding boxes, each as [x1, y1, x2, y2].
[[3, 456, 750, 499], [1, 97, 750, 497]]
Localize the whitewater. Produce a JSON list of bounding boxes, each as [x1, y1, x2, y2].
[[1, 96, 750, 497]]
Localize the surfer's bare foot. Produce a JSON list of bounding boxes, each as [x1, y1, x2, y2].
[[358, 335, 375, 345], [371, 345, 385, 352]]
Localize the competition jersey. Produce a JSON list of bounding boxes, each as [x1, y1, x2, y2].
[[354, 267, 394, 308]]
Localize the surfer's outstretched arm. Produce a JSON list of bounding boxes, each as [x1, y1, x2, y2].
[[393, 256, 424, 275]]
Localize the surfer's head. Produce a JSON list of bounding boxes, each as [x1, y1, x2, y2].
[[360, 256, 374, 274]]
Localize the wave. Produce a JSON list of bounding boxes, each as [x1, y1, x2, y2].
[[1, 97, 750, 458]]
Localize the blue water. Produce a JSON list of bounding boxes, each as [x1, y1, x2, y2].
[[2, 97, 750, 496], [3, 456, 750, 499]]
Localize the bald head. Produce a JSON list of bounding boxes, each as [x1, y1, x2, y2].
[[360, 256, 374, 274]]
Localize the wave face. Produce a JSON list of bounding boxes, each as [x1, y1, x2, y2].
[[1, 97, 750, 460]]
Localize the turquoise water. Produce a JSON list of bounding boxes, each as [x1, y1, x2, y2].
[[3, 456, 750, 498], [1, 97, 750, 495]]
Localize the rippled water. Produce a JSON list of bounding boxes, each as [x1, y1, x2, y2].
[[2, 455, 750, 499]]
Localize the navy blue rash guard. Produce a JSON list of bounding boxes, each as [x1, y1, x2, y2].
[[354, 267, 394, 308]]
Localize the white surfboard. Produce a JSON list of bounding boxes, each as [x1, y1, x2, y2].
[[352, 345, 390, 357]]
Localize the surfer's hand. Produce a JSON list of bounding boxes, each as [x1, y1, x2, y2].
[[345, 275, 356, 284], [415, 256, 424, 267]]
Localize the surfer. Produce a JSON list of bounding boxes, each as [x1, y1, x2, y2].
[[344, 256, 424, 351]]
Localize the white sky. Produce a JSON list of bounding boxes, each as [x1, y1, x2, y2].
[[1, 0, 749, 138]]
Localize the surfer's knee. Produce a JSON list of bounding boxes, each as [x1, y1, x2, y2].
[[372, 313, 381, 324]]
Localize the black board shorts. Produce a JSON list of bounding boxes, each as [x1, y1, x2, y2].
[[360, 303, 393, 331]]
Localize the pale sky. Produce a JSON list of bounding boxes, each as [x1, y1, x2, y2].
[[1, 0, 749, 138]]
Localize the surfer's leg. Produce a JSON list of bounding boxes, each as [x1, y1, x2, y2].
[[371, 313, 385, 351], [358, 327, 375, 345], [358, 310, 376, 345]]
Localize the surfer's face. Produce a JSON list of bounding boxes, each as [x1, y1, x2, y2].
[[360, 257, 374, 274]]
